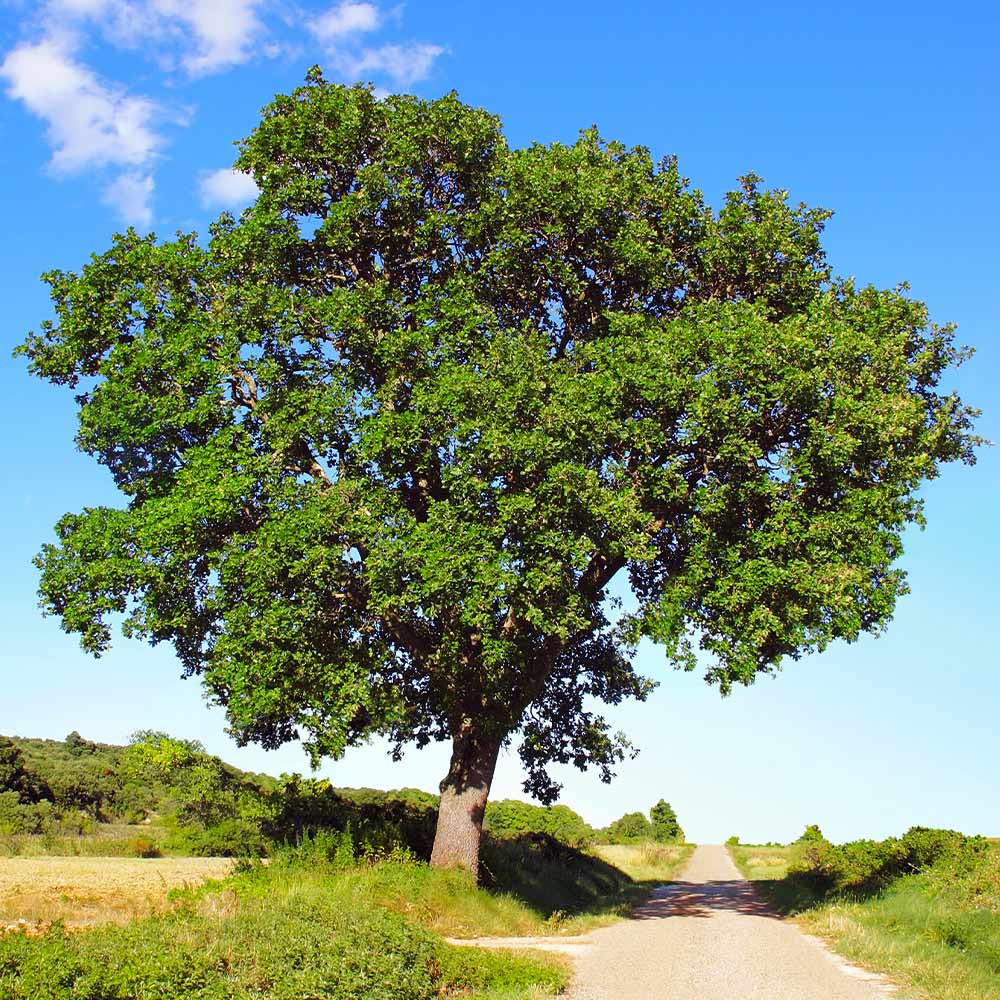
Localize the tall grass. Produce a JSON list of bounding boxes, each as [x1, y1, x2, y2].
[[592, 842, 694, 883]]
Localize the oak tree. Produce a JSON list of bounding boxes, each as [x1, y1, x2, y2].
[[18, 71, 979, 874]]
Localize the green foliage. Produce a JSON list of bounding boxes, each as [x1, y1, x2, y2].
[[649, 799, 684, 843], [602, 811, 653, 843], [0, 740, 49, 807], [0, 859, 566, 999], [788, 826, 979, 897], [600, 800, 684, 844], [263, 777, 440, 859], [795, 823, 827, 844], [5, 730, 644, 871], [725, 835, 740, 846], [0, 732, 276, 850], [484, 799, 594, 847], [15, 73, 982, 844]]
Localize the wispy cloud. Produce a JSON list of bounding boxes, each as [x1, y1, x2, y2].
[[199, 168, 258, 209], [102, 170, 155, 226], [151, 0, 265, 76], [309, 2, 444, 88], [308, 1, 381, 43], [1, 34, 161, 224], [340, 42, 445, 88], [2, 0, 446, 226]]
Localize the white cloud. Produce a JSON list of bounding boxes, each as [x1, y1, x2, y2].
[[199, 168, 258, 209], [42, 0, 264, 76], [341, 42, 444, 87], [308, 2, 380, 43], [102, 170, 154, 226], [0, 37, 161, 173], [150, 0, 264, 75], [1, 0, 445, 228]]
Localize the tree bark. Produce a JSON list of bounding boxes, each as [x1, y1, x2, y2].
[[429, 730, 500, 878]]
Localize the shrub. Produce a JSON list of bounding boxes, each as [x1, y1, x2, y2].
[[264, 778, 438, 859], [788, 826, 982, 898], [168, 819, 269, 858], [602, 811, 653, 843], [484, 799, 595, 848], [128, 835, 162, 858]]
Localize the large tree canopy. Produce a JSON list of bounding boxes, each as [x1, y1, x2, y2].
[[18, 70, 979, 872]]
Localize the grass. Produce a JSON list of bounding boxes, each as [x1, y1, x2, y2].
[[591, 842, 693, 884], [727, 844, 793, 881], [0, 833, 693, 936], [728, 841, 1000, 1000], [0, 825, 167, 859]]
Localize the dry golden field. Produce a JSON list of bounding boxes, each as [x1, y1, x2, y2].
[[0, 856, 233, 932]]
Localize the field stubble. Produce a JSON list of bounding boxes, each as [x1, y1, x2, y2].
[[0, 856, 233, 932]]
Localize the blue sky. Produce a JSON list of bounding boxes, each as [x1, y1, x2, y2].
[[1, 0, 997, 844]]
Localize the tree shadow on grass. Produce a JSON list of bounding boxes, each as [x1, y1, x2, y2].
[[479, 833, 649, 920], [480, 837, 788, 923]]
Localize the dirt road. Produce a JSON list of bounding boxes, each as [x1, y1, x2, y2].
[[567, 844, 895, 1000]]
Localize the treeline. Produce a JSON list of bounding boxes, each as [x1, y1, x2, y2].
[[0, 732, 684, 856]]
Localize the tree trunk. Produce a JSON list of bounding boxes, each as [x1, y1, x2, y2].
[[429, 731, 500, 878]]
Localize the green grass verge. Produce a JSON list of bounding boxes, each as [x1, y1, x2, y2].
[[728, 841, 1000, 1000], [0, 854, 569, 1000]]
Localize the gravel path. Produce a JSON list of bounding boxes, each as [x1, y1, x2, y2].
[[567, 844, 895, 1000]]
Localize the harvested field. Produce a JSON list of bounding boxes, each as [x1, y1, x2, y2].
[[0, 856, 233, 932]]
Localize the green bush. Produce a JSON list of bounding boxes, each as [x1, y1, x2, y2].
[[788, 826, 982, 897], [484, 799, 595, 848], [0, 858, 565, 1000], [167, 819, 269, 858], [264, 778, 439, 859]]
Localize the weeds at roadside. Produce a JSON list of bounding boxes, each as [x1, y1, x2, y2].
[[728, 833, 1000, 1000]]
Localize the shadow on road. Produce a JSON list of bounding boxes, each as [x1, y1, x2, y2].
[[630, 880, 778, 920]]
